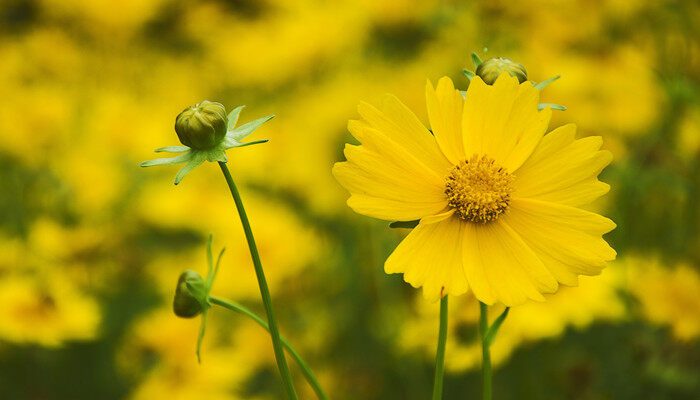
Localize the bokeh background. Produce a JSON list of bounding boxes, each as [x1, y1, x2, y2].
[[1, 0, 699, 399]]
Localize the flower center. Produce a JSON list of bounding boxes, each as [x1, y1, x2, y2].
[[445, 155, 514, 223]]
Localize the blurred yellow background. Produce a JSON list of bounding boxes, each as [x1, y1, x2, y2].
[[0, 0, 698, 399]]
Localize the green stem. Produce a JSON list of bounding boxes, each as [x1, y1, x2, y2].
[[209, 296, 329, 400], [218, 162, 298, 400], [479, 302, 491, 400], [431, 295, 449, 400]]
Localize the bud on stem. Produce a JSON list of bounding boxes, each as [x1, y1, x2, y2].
[[175, 101, 228, 150], [476, 57, 527, 85]]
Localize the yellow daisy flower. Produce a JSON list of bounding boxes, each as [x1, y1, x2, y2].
[[333, 73, 616, 306]]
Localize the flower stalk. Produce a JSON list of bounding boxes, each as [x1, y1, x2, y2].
[[217, 161, 298, 400], [479, 302, 510, 400], [431, 295, 449, 400], [209, 296, 329, 400]]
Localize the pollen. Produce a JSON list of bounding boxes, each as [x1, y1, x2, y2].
[[445, 155, 514, 223]]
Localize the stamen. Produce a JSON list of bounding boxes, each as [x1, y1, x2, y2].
[[445, 155, 514, 223]]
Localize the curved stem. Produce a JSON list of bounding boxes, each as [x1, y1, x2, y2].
[[479, 302, 492, 400], [218, 162, 298, 400], [432, 295, 449, 400], [209, 296, 329, 400]]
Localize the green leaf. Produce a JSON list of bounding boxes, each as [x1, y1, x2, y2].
[[539, 103, 567, 111], [389, 220, 419, 229], [471, 52, 483, 69], [173, 152, 206, 185], [227, 105, 245, 131], [229, 115, 274, 141], [196, 309, 208, 363], [484, 307, 510, 347], [140, 152, 192, 167], [534, 75, 561, 90], [212, 248, 225, 286], [155, 145, 190, 153], [462, 69, 476, 80]]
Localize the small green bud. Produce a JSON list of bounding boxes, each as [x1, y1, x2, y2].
[[173, 270, 205, 318], [174, 101, 228, 150], [475, 57, 527, 85]]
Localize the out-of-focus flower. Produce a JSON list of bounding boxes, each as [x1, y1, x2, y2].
[[401, 268, 625, 371], [141, 103, 272, 184], [120, 309, 257, 400], [0, 273, 100, 347], [624, 256, 700, 341], [333, 74, 616, 305]]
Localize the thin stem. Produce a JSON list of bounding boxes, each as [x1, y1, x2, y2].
[[431, 295, 449, 400], [210, 296, 329, 400], [479, 302, 492, 400], [218, 162, 298, 400]]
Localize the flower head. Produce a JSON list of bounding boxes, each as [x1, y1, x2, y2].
[[333, 73, 616, 306], [141, 102, 273, 184]]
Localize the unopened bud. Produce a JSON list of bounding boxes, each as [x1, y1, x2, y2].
[[476, 58, 527, 85], [174, 101, 227, 150], [173, 270, 204, 318]]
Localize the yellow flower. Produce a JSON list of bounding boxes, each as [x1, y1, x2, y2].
[[0, 274, 100, 347], [333, 74, 616, 306], [624, 256, 700, 341]]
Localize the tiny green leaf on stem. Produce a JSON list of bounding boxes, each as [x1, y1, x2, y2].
[[534, 75, 561, 90], [471, 52, 483, 69], [229, 115, 275, 141], [539, 103, 567, 111], [462, 69, 476, 80], [227, 105, 245, 131], [484, 307, 510, 347]]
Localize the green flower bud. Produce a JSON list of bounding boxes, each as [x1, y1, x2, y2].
[[476, 57, 527, 85], [174, 101, 228, 150], [173, 270, 205, 318]]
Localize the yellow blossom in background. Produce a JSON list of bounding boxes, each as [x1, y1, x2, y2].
[[0, 274, 100, 347], [401, 268, 625, 371], [624, 257, 700, 341], [334, 74, 616, 305]]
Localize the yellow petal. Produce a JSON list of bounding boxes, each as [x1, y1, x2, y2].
[[463, 219, 552, 306], [337, 142, 446, 203], [347, 194, 447, 221], [462, 74, 550, 171], [385, 216, 468, 301], [514, 124, 613, 207], [357, 95, 452, 176], [505, 198, 616, 281], [426, 77, 465, 164]]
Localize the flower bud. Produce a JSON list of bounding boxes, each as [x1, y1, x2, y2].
[[173, 270, 204, 318], [476, 58, 527, 85], [174, 101, 227, 150]]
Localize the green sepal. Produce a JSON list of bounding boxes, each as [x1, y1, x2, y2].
[[228, 115, 275, 141], [389, 220, 419, 229], [174, 152, 206, 185], [462, 69, 476, 80], [471, 52, 483, 69], [227, 105, 245, 131], [483, 307, 510, 347], [155, 145, 190, 153], [185, 279, 210, 309], [196, 309, 208, 363], [539, 103, 567, 111], [534, 75, 561, 90]]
